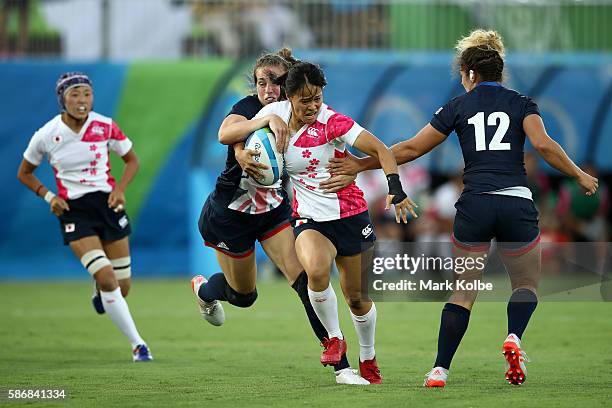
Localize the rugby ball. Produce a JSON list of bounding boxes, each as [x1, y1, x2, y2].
[[245, 127, 284, 186]]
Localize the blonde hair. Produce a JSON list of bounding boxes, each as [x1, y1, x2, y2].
[[456, 29, 505, 59], [455, 29, 506, 82]]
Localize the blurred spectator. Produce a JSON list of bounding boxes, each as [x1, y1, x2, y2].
[[524, 151, 567, 247], [43, 0, 190, 60], [357, 162, 430, 205], [242, 1, 313, 53], [369, 195, 408, 242], [429, 173, 462, 240], [525, 152, 571, 262], [191, 1, 241, 57], [358, 163, 431, 244], [524, 151, 551, 209], [190, 0, 312, 57], [0, 0, 30, 57], [327, 0, 384, 48], [410, 174, 462, 262], [556, 164, 609, 242]]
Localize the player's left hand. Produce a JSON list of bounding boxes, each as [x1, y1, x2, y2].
[[326, 156, 360, 176], [319, 174, 356, 193], [236, 148, 269, 180], [385, 194, 418, 223], [577, 171, 598, 196], [108, 188, 126, 213], [50, 196, 70, 216]]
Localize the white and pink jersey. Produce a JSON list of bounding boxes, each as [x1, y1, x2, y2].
[[23, 112, 133, 200], [256, 101, 368, 222]]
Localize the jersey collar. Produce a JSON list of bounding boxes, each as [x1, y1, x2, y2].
[[477, 81, 503, 87], [59, 113, 91, 138]]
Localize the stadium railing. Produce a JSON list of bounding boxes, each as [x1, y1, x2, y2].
[[2, 0, 611, 60]]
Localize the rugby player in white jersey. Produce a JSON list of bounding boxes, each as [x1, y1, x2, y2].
[[191, 49, 369, 385], [255, 62, 418, 384], [17, 72, 152, 362]]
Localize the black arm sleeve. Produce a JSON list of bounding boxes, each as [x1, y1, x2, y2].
[[227, 95, 262, 120]]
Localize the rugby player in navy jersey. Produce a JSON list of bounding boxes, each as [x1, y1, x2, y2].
[[324, 29, 598, 387], [190, 49, 366, 384]]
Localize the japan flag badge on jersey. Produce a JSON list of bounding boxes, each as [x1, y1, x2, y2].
[[64, 223, 75, 233]]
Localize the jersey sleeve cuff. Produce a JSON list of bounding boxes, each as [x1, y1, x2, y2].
[[343, 123, 365, 146], [524, 110, 541, 118], [429, 119, 451, 136], [114, 140, 133, 157], [23, 152, 42, 166]]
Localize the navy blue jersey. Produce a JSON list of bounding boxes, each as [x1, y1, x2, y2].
[[210, 95, 263, 206], [430, 82, 540, 194]]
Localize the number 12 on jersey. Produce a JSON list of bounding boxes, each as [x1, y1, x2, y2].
[[468, 111, 510, 151]]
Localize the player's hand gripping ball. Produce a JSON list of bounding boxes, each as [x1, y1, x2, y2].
[[245, 127, 285, 186]]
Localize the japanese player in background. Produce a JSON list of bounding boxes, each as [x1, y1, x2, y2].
[[17, 72, 152, 362]]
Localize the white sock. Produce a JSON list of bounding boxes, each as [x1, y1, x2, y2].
[[100, 287, 145, 348], [308, 284, 343, 339], [350, 302, 377, 362]]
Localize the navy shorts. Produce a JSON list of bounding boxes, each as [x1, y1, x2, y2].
[[199, 197, 292, 258], [291, 210, 376, 257], [58, 191, 131, 245], [452, 193, 540, 256]]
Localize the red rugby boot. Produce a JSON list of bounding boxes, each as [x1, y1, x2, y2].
[[359, 357, 382, 384], [320, 337, 347, 366]]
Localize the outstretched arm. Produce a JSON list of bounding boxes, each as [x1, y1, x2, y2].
[[352, 130, 418, 222], [352, 130, 399, 177], [326, 124, 447, 175], [524, 114, 598, 195]]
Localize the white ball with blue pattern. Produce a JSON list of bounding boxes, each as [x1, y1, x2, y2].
[[245, 127, 284, 186]]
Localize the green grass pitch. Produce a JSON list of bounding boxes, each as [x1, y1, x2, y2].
[[1, 279, 611, 407]]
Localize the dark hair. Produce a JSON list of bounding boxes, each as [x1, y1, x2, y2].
[[458, 46, 504, 82], [252, 47, 299, 87], [276, 62, 327, 98]]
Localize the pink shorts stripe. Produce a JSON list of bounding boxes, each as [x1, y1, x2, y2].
[[451, 234, 490, 253], [204, 241, 254, 259], [499, 233, 541, 257], [259, 222, 291, 242]]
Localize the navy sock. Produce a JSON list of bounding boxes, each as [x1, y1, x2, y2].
[[198, 273, 230, 303], [434, 303, 471, 370], [292, 271, 350, 371], [507, 288, 538, 339]]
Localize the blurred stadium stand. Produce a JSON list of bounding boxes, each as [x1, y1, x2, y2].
[[0, 0, 611, 60], [0, 0, 610, 280]]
